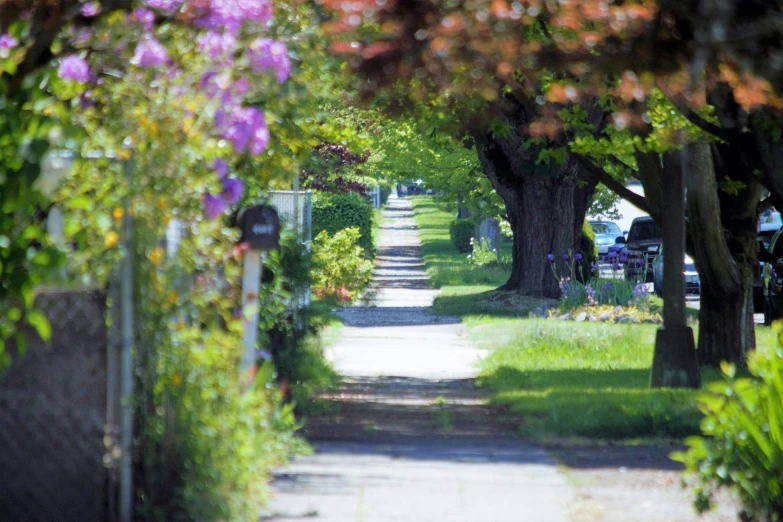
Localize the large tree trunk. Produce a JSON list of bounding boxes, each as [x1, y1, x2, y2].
[[685, 141, 761, 367], [474, 128, 596, 298]]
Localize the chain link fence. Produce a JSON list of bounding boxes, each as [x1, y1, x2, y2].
[[0, 289, 112, 522]]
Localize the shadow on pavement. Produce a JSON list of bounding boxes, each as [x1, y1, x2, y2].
[[334, 306, 461, 327]]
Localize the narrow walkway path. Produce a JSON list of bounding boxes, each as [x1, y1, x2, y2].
[[262, 196, 573, 522]]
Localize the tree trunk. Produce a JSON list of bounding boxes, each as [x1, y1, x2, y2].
[[474, 131, 596, 298], [685, 141, 761, 367]]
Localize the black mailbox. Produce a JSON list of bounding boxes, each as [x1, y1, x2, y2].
[[236, 205, 280, 251]]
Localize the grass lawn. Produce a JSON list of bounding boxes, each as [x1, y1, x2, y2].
[[409, 195, 779, 442], [372, 207, 383, 256]]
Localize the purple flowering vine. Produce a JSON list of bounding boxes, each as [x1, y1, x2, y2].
[[81, 2, 99, 17], [58, 55, 91, 83], [204, 193, 227, 220], [131, 38, 168, 68], [214, 158, 229, 179], [132, 9, 156, 32], [0, 34, 18, 57], [197, 31, 238, 61], [221, 178, 243, 205], [248, 38, 291, 83]]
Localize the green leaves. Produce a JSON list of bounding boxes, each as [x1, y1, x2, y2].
[[26, 310, 51, 342], [677, 344, 783, 520]]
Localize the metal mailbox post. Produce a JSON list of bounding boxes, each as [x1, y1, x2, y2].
[[235, 205, 280, 380]]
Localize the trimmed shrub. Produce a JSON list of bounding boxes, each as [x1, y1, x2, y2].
[[311, 227, 374, 304], [449, 219, 474, 253], [380, 185, 392, 206], [579, 220, 599, 264], [673, 340, 783, 521], [312, 192, 374, 257]]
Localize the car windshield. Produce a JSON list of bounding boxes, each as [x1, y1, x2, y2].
[[627, 220, 661, 242], [591, 222, 621, 236]]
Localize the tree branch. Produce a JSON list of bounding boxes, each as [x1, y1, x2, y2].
[[681, 109, 732, 141], [572, 153, 652, 216]]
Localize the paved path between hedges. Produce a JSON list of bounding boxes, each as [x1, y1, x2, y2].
[[261, 195, 573, 522]]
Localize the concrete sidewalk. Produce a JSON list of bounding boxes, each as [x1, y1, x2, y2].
[[261, 196, 573, 522]]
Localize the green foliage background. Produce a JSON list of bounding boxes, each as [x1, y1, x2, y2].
[[449, 219, 474, 254], [312, 192, 375, 257]]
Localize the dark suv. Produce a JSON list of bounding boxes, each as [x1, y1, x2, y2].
[[621, 216, 662, 283], [761, 229, 783, 324]]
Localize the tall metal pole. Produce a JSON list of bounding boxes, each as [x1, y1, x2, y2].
[[119, 155, 135, 522]]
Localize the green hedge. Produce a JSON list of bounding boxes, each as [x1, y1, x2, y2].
[[449, 219, 474, 253], [577, 220, 598, 282], [312, 192, 374, 257], [380, 185, 392, 206]]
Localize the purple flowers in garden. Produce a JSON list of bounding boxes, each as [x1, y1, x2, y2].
[[197, 0, 273, 32], [198, 31, 238, 61], [132, 9, 156, 32], [214, 158, 229, 179], [217, 105, 269, 155], [204, 193, 227, 220], [221, 178, 243, 205], [575, 253, 583, 261], [204, 159, 244, 219], [132, 38, 168, 68], [248, 38, 291, 83], [0, 34, 18, 58], [547, 253, 555, 263], [81, 2, 99, 17], [144, 0, 183, 11], [58, 55, 90, 83]]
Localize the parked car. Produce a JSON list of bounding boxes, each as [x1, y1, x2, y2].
[[760, 228, 783, 324], [589, 220, 623, 258], [652, 245, 700, 297], [618, 216, 662, 283], [755, 216, 782, 311]]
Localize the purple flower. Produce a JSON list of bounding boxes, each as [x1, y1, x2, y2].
[[232, 77, 249, 96], [221, 178, 243, 205], [58, 55, 90, 83], [218, 105, 268, 155], [612, 262, 622, 270], [590, 262, 599, 273], [144, 0, 183, 11], [0, 33, 18, 52], [562, 253, 570, 261], [214, 158, 229, 179], [196, 0, 273, 32], [247, 38, 291, 83], [81, 2, 99, 16], [132, 9, 156, 32], [575, 253, 583, 261], [131, 38, 168, 68], [636, 257, 644, 266], [197, 30, 237, 60], [547, 253, 555, 263], [250, 125, 270, 155], [204, 192, 227, 220]]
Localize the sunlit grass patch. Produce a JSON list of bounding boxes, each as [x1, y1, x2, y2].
[[474, 319, 724, 440]]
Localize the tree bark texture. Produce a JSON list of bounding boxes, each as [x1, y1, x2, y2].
[[474, 124, 596, 298], [685, 141, 760, 367]]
